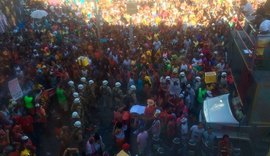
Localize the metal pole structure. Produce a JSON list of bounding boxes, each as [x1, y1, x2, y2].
[[94, 0, 101, 49]]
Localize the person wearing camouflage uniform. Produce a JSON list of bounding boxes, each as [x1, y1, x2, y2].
[[112, 82, 124, 110], [100, 80, 112, 108]]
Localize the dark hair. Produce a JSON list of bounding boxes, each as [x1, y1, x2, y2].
[[223, 134, 229, 139]]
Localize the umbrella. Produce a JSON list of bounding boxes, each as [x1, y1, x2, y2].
[[31, 10, 48, 19], [130, 105, 146, 115]]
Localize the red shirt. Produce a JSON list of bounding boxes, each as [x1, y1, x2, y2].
[[19, 115, 34, 134]]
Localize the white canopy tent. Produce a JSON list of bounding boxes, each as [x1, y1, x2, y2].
[[203, 94, 239, 125]]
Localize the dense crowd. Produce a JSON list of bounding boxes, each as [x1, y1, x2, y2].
[[0, 0, 266, 156]]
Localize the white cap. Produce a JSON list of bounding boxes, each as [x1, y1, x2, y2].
[[130, 85, 136, 90], [72, 111, 80, 119], [195, 76, 201, 81], [102, 80, 108, 86], [35, 103, 40, 107], [73, 92, 79, 98], [11, 100, 17, 105], [115, 82, 121, 87], [68, 80, 74, 86], [88, 80, 94, 85], [186, 84, 191, 88], [73, 98, 80, 104], [181, 117, 187, 123], [21, 135, 29, 140], [180, 72, 185, 76], [78, 84, 84, 90], [74, 121, 81, 128], [179, 94, 184, 98], [200, 53, 204, 56], [221, 72, 227, 76], [165, 76, 170, 80], [80, 77, 86, 83]]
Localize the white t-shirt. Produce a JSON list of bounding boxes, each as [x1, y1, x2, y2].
[[190, 125, 205, 141]]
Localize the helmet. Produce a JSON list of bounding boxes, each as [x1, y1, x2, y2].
[[88, 80, 94, 85], [73, 92, 79, 98], [165, 76, 171, 80], [80, 77, 87, 83], [78, 84, 84, 90], [74, 121, 81, 128], [72, 111, 80, 119], [130, 85, 136, 91], [73, 98, 80, 104], [102, 80, 108, 86], [115, 82, 121, 87], [68, 80, 74, 86]]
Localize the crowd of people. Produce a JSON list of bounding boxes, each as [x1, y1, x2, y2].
[[0, 0, 266, 155]]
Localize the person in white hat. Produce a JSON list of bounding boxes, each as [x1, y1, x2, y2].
[[194, 76, 202, 91], [112, 82, 124, 110], [100, 80, 112, 108], [186, 84, 195, 110], [150, 109, 161, 139], [220, 72, 228, 88], [180, 117, 188, 141], [179, 72, 187, 85]]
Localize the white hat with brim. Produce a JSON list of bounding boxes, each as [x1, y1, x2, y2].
[[180, 72, 185, 76], [221, 72, 227, 76], [195, 76, 201, 81], [181, 117, 187, 123], [165, 76, 170, 80]]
